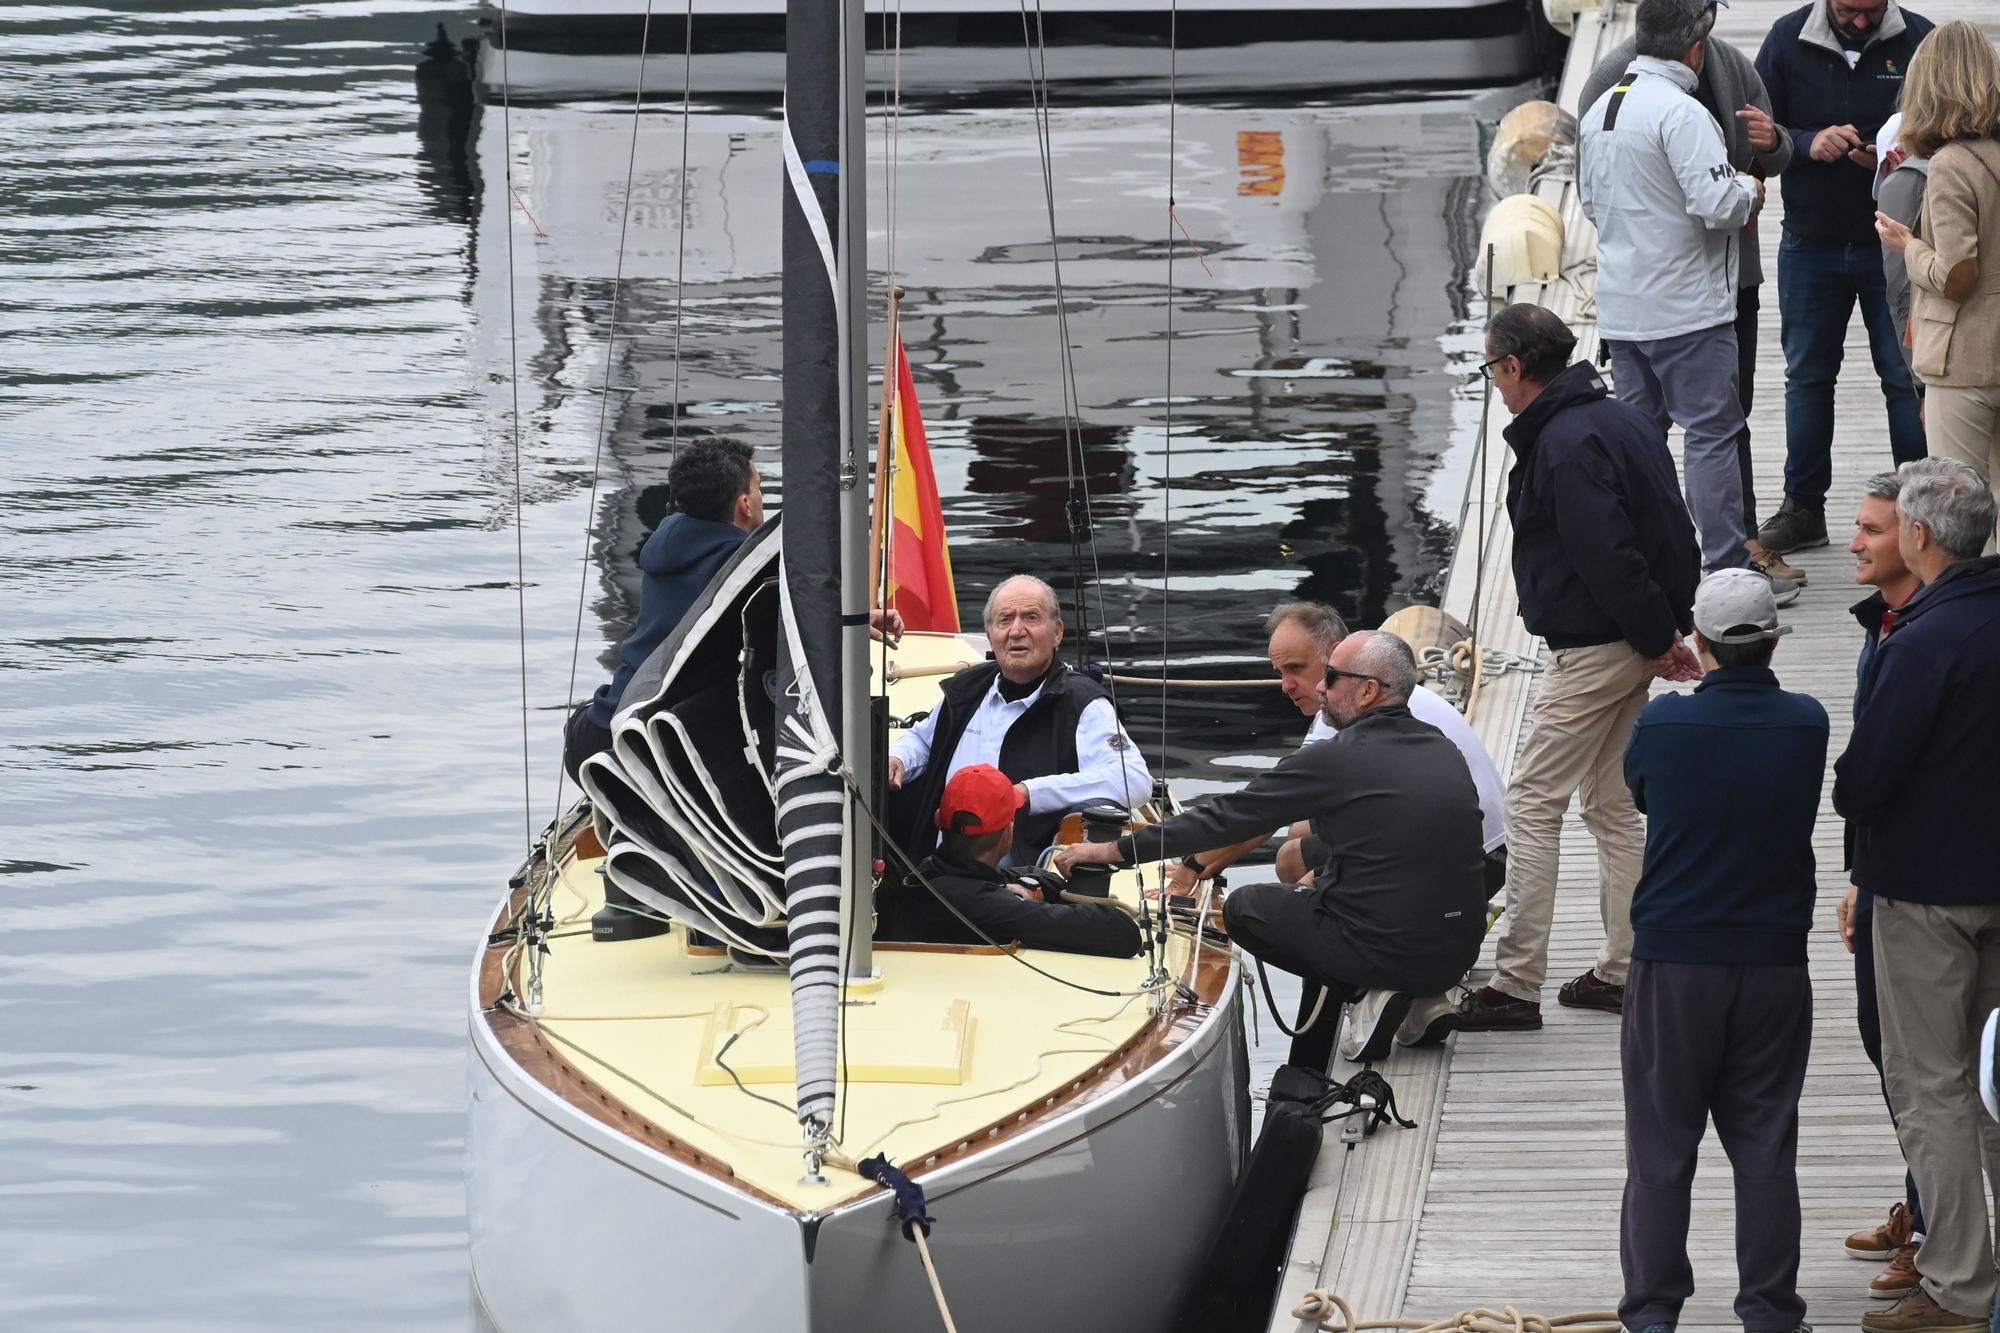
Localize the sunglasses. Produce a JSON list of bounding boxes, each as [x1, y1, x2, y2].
[[1323, 665, 1385, 689]]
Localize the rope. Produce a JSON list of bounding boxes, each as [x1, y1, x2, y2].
[[912, 1231, 959, 1333], [1255, 955, 1328, 1039], [1290, 1292, 1620, 1333]]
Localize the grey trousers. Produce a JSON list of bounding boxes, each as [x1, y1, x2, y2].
[[1609, 325, 1752, 573], [1875, 896, 2000, 1318], [1619, 959, 1812, 1332]]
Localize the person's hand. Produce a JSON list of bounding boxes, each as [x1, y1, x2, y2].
[[1645, 634, 1704, 682], [1736, 105, 1779, 153], [887, 756, 905, 790], [1014, 782, 1029, 810], [1874, 210, 1913, 254], [1750, 175, 1767, 218], [1002, 881, 1037, 901], [869, 607, 905, 647], [1164, 861, 1198, 896], [1848, 143, 1879, 172], [1052, 839, 1122, 876], [1838, 884, 1859, 953], [1810, 124, 1862, 163]]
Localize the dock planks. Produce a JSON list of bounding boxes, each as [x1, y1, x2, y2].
[[1275, 3, 2000, 1330]]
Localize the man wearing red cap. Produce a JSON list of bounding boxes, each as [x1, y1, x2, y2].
[[877, 764, 1142, 958]]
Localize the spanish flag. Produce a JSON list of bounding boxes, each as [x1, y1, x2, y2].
[[871, 324, 960, 633]]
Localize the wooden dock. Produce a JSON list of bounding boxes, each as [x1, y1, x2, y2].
[[1271, 3, 2000, 1330]]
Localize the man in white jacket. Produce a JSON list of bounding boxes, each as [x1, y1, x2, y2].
[[1580, 0, 1794, 603]]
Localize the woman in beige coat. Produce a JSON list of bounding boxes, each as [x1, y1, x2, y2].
[[1876, 20, 2000, 545]]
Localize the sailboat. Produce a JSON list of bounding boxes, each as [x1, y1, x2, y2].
[[464, 4, 1251, 1328]]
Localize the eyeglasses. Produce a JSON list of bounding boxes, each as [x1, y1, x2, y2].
[[1476, 355, 1512, 382], [1323, 665, 1385, 689], [1831, 0, 1886, 22]]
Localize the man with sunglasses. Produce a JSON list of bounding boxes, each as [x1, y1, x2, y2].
[[1055, 631, 1488, 1074], [1453, 304, 1701, 1035], [1753, 0, 1933, 557]]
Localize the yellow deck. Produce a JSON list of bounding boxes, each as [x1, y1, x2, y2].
[[521, 632, 1201, 1212]]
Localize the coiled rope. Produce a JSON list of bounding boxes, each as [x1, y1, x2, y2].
[[1290, 1292, 1620, 1333]]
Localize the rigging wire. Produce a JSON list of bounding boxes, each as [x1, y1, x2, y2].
[[497, 0, 532, 852], [1014, 0, 1168, 984], [549, 0, 675, 844]]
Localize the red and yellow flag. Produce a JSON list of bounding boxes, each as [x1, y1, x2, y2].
[[872, 325, 959, 632]]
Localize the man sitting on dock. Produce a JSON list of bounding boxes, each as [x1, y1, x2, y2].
[[1452, 303, 1701, 1034], [1054, 631, 1488, 1073], [1618, 568, 1827, 1333], [888, 575, 1151, 866], [877, 763, 1141, 959]]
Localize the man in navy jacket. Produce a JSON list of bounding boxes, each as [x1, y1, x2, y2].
[[1453, 305, 1702, 1034], [1753, 0, 1932, 555], [1835, 458, 2000, 1333], [1619, 567, 1828, 1333]]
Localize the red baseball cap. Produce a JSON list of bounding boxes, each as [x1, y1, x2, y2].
[[935, 764, 1025, 836]]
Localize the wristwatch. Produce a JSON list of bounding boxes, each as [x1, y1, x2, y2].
[[1179, 853, 1204, 875]]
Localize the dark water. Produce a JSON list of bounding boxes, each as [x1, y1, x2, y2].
[[1, 5, 1514, 1326]]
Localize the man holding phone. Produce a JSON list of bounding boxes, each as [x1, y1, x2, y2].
[[1753, 0, 1933, 558]]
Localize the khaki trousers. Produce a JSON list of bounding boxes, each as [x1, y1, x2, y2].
[[1874, 896, 2000, 1318], [1927, 382, 2000, 556], [1491, 640, 1651, 1003]]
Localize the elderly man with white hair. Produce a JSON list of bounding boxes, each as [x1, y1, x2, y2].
[[1836, 458, 2000, 1333], [888, 575, 1150, 866]]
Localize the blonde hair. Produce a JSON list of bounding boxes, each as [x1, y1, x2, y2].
[[1898, 21, 2000, 160]]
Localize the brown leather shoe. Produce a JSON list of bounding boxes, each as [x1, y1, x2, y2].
[[1859, 1286, 1985, 1333], [1870, 1243, 1921, 1299], [1450, 985, 1543, 1032], [1849, 1202, 1917, 1259], [1556, 969, 1624, 1013]]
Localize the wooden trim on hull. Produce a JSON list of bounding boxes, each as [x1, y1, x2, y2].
[[476, 836, 1238, 1216]]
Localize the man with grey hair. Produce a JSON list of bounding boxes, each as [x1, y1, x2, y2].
[[1162, 601, 1505, 903], [1580, 0, 1796, 584], [889, 574, 1150, 865], [1835, 457, 2000, 1333], [1580, 0, 1788, 596], [1057, 629, 1489, 1072]]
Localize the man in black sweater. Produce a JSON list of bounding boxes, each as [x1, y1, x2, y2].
[[1618, 567, 1828, 1333], [877, 763, 1140, 959], [1835, 458, 2000, 1333], [1056, 632, 1488, 1072], [1454, 305, 1702, 1034], [1753, 0, 1932, 555]]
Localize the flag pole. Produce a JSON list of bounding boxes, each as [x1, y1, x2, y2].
[[869, 286, 905, 608]]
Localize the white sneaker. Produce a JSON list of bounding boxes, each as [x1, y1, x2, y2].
[[1338, 990, 1413, 1064]]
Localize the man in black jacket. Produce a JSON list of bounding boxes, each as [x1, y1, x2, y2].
[[1454, 305, 1702, 1035], [877, 764, 1141, 959], [888, 575, 1151, 865], [1834, 458, 2000, 1333], [1056, 632, 1488, 1073], [1753, 0, 1932, 555]]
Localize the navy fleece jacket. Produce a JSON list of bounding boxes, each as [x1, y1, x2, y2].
[[1755, 2, 1934, 246], [1835, 555, 2000, 907], [1624, 667, 1829, 964], [586, 513, 749, 728]]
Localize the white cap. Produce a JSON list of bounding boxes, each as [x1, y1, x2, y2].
[[1693, 568, 1792, 644]]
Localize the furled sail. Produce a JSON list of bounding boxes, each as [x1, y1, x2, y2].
[[577, 519, 793, 959]]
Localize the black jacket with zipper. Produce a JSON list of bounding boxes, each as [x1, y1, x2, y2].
[[1503, 363, 1699, 660]]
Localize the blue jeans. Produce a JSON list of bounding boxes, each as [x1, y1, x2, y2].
[[1776, 232, 1926, 511]]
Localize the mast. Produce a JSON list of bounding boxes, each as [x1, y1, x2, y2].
[[776, 0, 870, 1182]]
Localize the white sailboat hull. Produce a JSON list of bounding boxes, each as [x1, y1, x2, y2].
[[467, 958, 1250, 1332]]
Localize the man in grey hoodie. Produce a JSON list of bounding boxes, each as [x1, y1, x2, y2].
[[1581, 0, 1796, 582], [1580, 0, 1788, 599]]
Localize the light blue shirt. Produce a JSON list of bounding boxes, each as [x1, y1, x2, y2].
[[892, 677, 1153, 816]]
